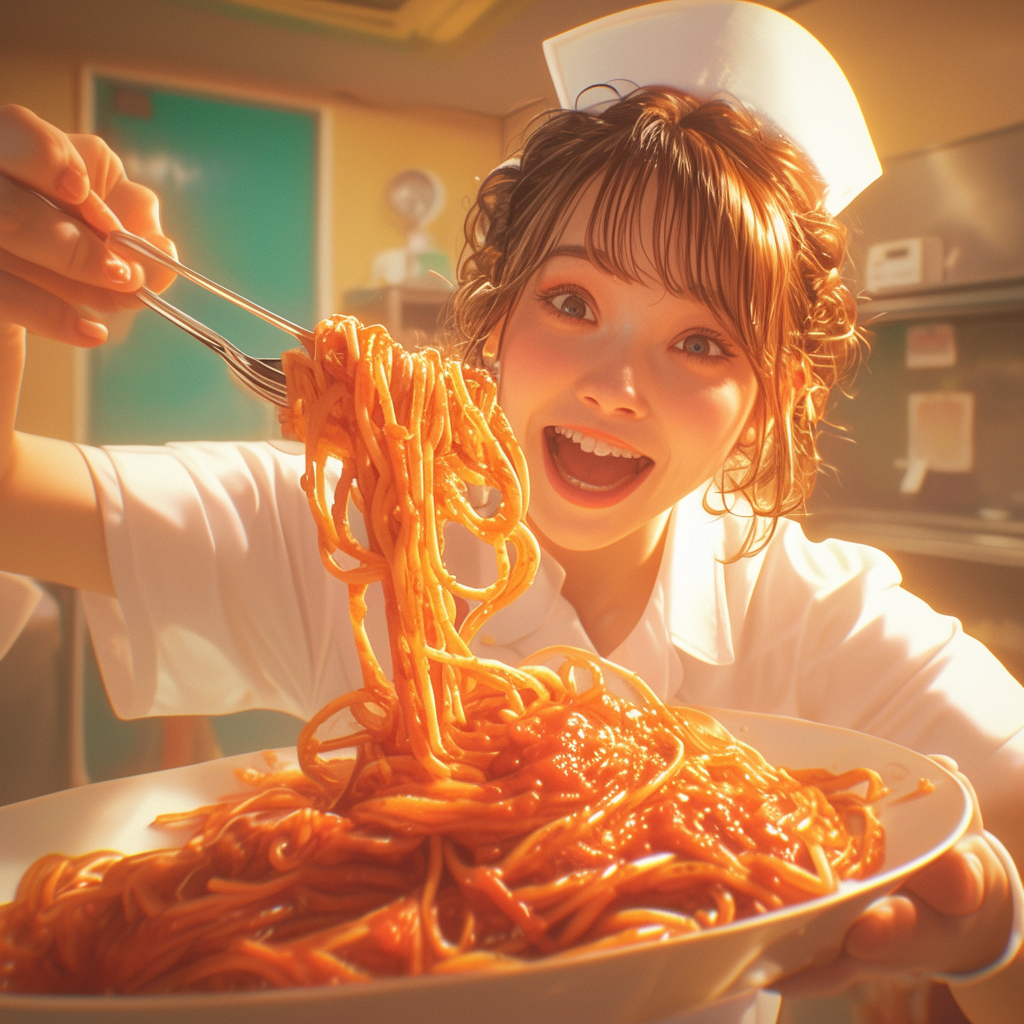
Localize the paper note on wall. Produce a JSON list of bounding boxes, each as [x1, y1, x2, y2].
[[900, 391, 975, 495], [906, 323, 957, 369]]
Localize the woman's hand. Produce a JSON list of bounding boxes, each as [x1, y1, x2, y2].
[[0, 103, 175, 349], [779, 756, 1022, 1023]]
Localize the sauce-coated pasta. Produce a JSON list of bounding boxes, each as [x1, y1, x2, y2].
[[0, 317, 885, 994]]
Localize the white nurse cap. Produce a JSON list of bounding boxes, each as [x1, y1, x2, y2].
[[542, 0, 880, 214]]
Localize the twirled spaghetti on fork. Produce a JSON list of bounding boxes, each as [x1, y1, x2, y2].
[[0, 316, 885, 994]]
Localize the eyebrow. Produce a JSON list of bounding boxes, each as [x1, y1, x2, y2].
[[542, 243, 641, 284], [545, 244, 593, 262], [540, 244, 735, 339]]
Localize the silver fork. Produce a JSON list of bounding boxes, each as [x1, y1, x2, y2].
[[18, 182, 309, 406]]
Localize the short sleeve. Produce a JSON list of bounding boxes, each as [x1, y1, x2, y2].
[[78, 441, 378, 722], [761, 521, 1024, 809]]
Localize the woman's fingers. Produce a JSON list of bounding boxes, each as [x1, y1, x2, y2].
[[903, 845, 986, 917], [780, 828, 1016, 999], [105, 177, 178, 293], [0, 247, 143, 314], [0, 110, 144, 293], [843, 893, 921, 959], [0, 109, 175, 300], [0, 109, 132, 275], [0, 175, 142, 292], [780, 887, 1008, 997], [133, 231, 178, 295], [0, 268, 108, 347], [69, 136, 177, 294], [845, 833, 1012, 974], [63, 133, 129, 238], [842, 890, 1005, 974], [66, 133, 125, 203]]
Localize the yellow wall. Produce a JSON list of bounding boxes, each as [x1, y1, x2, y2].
[[0, 46, 502, 442], [331, 98, 501, 304]]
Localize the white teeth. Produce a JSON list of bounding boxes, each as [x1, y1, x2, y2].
[[553, 426, 641, 459]]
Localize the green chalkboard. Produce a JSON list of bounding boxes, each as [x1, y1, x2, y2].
[[90, 79, 317, 444]]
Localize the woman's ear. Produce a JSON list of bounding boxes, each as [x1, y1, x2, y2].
[[737, 402, 762, 449], [482, 331, 500, 364], [482, 314, 510, 373], [787, 358, 816, 423]]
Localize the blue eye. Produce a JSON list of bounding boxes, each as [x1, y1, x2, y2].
[[678, 333, 725, 358]]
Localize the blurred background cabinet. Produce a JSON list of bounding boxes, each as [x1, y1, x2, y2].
[[342, 283, 453, 349], [807, 122, 1024, 683]]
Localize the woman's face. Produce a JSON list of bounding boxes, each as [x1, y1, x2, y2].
[[496, 195, 760, 553]]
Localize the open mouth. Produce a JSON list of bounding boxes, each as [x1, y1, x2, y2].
[[543, 425, 654, 507]]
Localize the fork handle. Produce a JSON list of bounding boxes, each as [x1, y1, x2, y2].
[[109, 230, 312, 344], [8, 177, 313, 345]]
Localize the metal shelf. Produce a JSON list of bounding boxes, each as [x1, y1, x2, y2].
[[856, 279, 1024, 323]]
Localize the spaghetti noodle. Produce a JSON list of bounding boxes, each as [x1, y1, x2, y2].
[[0, 316, 885, 994]]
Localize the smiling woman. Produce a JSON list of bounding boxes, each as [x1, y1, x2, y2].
[[497, 226, 759, 545], [442, 86, 861, 659], [451, 88, 862, 561], [0, 3, 1021, 1020]]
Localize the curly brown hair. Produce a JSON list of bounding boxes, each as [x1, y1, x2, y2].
[[447, 87, 865, 557]]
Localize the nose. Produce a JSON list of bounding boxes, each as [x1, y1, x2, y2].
[[575, 354, 650, 419]]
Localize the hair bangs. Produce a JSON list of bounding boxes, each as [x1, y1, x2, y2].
[[580, 119, 796, 380]]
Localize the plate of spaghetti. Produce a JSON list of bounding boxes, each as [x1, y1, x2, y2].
[[0, 318, 972, 1022]]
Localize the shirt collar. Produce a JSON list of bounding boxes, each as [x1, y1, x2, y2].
[[455, 488, 736, 667]]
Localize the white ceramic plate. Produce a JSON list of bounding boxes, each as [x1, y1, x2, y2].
[[0, 709, 970, 1023]]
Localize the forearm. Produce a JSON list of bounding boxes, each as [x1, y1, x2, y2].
[[0, 428, 113, 595], [0, 106, 178, 598]]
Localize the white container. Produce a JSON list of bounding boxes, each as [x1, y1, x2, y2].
[[866, 236, 944, 294]]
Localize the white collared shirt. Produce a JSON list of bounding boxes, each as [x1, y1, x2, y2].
[[76, 439, 1023, 1024]]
